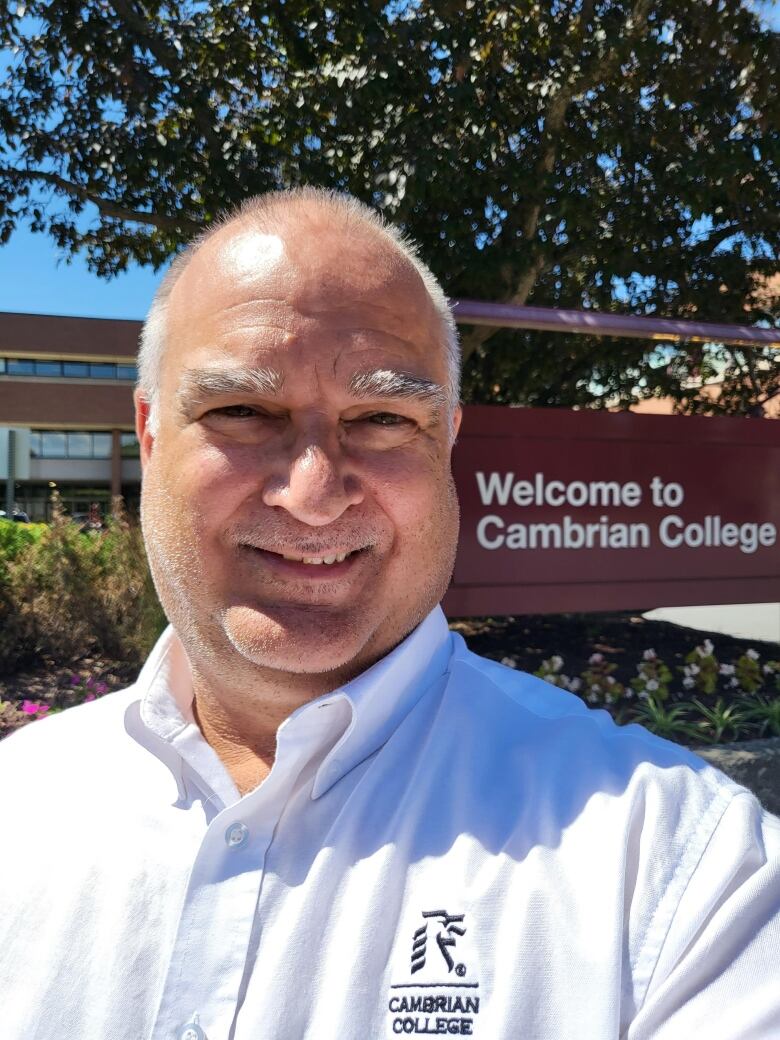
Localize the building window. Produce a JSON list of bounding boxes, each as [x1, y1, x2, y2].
[[120, 433, 140, 457], [1, 358, 137, 381], [89, 363, 116, 379], [62, 361, 90, 378], [40, 431, 67, 458], [7, 359, 35, 376], [66, 432, 93, 459], [30, 430, 128, 459], [34, 361, 62, 376], [92, 433, 112, 459]]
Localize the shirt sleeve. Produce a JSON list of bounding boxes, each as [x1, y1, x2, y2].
[[627, 792, 780, 1039]]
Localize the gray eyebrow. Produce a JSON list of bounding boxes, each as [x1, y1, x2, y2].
[[348, 369, 448, 408], [175, 364, 448, 413], [176, 366, 285, 408]]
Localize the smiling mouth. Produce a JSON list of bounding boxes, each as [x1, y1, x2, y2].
[[248, 546, 369, 567]]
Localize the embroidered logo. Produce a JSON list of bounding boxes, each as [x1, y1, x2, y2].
[[411, 910, 467, 976], [389, 909, 480, 1036]]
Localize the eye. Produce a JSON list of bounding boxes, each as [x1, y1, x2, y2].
[[206, 405, 266, 419], [360, 412, 414, 427]]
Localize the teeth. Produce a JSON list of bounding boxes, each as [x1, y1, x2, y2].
[[281, 551, 352, 565]]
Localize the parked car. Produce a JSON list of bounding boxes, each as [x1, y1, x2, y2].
[[69, 512, 104, 533], [0, 509, 30, 523]]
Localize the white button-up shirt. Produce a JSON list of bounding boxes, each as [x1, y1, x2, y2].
[[1, 607, 778, 1039]]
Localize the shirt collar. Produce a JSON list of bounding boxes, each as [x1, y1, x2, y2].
[[308, 606, 453, 798], [133, 606, 454, 803]]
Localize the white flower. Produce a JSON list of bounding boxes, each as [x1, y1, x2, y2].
[[625, 687, 635, 699], [683, 676, 695, 689], [550, 654, 564, 672], [645, 679, 659, 692], [746, 648, 760, 660], [589, 653, 604, 665], [587, 693, 598, 704], [606, 675, 616, 685], [591, 684, 602, 694], [501, 656, 517, 669], [702, 639, 714, 656], [688, 663, 700, 676], [729, 677, 739, 688], [763, 663, 776, 675], [719, 664, 735, 676], [643, 648, 657, 661], [638, 690, 649, 701], [568, 677, 582, 692]]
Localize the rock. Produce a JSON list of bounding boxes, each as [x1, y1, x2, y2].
[[691, 737, 780, 816]]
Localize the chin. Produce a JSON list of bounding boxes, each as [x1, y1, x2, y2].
[[221, 604, 378, 677]]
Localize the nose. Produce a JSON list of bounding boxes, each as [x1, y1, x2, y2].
[[261, 423, 364, 526]]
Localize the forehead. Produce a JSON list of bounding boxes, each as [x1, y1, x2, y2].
[[165, 221, 445, 381]]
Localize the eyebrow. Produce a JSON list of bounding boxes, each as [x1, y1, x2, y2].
[[348, 369, 448, 408], [174, 365, 448, 412], [176, 366, 284, 410]]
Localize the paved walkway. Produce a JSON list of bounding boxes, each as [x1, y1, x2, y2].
[[644, 602, 780, 645]]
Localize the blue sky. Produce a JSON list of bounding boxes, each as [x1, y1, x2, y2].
[[0, 0, 777, 323], [0, 227, 163, 320]]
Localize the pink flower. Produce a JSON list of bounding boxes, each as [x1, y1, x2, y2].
[[84, 693, 96, 702], [95, 682, 109, 695], [21, 700, 49, 715], [70, 674, 82, 686]]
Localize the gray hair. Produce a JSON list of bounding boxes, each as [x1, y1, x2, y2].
[[138, 187, 461, 436]]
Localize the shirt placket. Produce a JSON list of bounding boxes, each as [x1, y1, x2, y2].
[[149, 707, 347, 1040]]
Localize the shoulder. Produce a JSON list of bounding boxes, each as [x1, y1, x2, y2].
[[444, 636, 744, 811], [0, 684, 141, 777]]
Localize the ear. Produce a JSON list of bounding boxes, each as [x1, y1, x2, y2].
[[451, 404, 463, 445], [134, 388, 155, 471]]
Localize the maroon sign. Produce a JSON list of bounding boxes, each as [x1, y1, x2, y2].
[[443, 407, 780, 616]]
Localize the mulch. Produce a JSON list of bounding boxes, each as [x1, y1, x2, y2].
[[450, 611, 780, 692]]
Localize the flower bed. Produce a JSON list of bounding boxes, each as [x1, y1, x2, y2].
[[0, 659, 136, 739]]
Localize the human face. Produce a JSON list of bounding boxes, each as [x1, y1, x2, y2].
[[137, 222, 461, 685]]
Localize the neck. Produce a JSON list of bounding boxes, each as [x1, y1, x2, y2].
[[189, 660, 349, 796]]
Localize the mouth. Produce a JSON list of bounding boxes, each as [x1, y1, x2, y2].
[[276, 547, 362, 566], [241, 544, 370, 577]]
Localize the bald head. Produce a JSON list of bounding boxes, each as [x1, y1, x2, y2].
[[138, 188, 460, 435]]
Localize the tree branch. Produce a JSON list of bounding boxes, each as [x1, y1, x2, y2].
[[3, 167, 199, 233], [109, 0, 183, 74], [699, 222, 744, 255], [109, 0, 223, 152], [460, 0, 655, 364]]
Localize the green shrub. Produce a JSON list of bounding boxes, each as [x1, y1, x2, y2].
[[0, 518, 45, 581], [0, 496, 166, 672]]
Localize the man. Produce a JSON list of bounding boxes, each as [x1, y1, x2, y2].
[[0, 188, 777, 1040]]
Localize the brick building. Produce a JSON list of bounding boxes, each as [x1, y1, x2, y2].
[[0, 311, 141, 521]]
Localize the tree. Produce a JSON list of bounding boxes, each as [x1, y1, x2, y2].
[[1, 0, 778, 412]]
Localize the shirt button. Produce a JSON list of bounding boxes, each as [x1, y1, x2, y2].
[[178, 1023, 206, 1040], [225, 822, 249, 849]]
